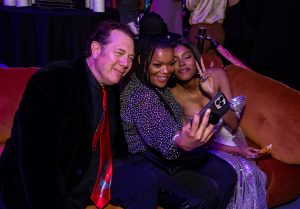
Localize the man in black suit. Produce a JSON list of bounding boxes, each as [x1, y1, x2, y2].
[[0, 20, 158, 209]]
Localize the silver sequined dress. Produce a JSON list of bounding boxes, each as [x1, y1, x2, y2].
[[210, 96, 268, 209]]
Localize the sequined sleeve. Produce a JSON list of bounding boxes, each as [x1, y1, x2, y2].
[[120, 79, 182, 160], [230, 96, 246, 119]]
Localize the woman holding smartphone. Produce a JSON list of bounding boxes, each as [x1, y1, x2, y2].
[[171, 38, 267, 209], [120, 36, 237, 209]]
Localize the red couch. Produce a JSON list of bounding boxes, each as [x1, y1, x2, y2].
[[1, 66, 300, 208], [0, 67, 39, 154]]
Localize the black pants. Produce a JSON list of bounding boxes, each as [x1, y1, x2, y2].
[[110, 159, 159, 209], [130, 154, 237, 209]]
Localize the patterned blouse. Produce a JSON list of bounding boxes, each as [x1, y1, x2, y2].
[[120, 74, 184, 160]]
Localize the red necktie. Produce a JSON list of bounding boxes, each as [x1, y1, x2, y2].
[[91, 86, 113, 209]]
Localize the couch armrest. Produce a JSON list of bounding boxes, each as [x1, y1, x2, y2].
[[0, 67, 39, 146], [225, 65, 300, 164]]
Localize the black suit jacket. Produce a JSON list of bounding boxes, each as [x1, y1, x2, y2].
[[0, 58, 126, 209]]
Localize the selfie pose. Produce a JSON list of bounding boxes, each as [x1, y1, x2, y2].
[[120, 36, 237, 209], [171, 38, 267, 209]]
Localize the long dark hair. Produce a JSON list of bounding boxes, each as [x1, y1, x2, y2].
[[133, 35, 177, 119]]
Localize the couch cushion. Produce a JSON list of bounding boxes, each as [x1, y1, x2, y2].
[[225, 65, 300, 164], [257, 157, 300, 208], [0, 67, 39, 147]]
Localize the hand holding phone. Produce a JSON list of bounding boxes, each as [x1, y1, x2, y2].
[[190, 92, 230, 125]]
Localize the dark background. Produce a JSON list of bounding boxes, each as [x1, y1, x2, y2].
[[0, 6, 119, 67]]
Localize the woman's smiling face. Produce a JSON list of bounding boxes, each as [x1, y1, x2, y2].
[[149, 47, 175, 88], [174, 45, 197, 81]]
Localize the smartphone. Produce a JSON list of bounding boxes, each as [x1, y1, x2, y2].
[[190, 92, 230, 125]]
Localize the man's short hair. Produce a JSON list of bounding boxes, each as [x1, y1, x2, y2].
[[85, 20, 134, 57]]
